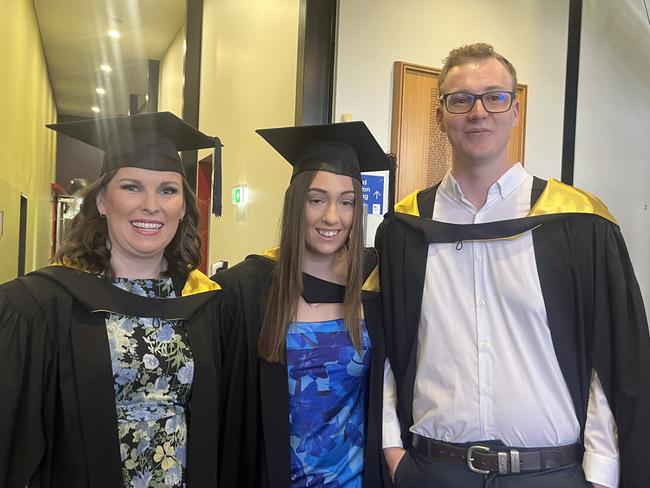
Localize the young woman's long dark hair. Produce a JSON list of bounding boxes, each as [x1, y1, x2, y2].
[[259, 170, 365, 363], [54, 169, 201, 281]]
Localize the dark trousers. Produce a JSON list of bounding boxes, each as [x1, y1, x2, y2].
[[393, 447, 593, 488]]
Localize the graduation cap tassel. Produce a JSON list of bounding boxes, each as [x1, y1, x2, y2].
[[212, 137, 224, 217], [387, 152, 397, 214]]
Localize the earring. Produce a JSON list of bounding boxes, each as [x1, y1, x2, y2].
[[99, 212, 106, 219], [179, 217, 183, 223]]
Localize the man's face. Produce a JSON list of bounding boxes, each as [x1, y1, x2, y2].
[[437, 57, 519, 169]]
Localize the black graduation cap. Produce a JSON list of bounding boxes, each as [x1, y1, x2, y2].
[[256, 121, 397, 211], [256, 121, 392, 180], [46, 111, 224, 216]]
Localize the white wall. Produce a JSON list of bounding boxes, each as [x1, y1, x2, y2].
[[574, 0, 650, 305], [336, 0, 648, 306], [336, 0, 570, 244], [336, 0, 569, 178]]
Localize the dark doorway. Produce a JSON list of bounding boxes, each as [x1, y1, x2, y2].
[[18, 195, 28, 277], [295, 0, 337, 125]]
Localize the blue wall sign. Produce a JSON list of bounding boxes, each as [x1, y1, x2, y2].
[[361, 174, 384, 215]]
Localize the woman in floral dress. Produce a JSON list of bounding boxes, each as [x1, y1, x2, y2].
[[215, 122, 391, 488], [0, 112, 234, 487]]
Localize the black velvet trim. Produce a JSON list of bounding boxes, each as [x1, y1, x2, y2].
[[301, 272, 345, 303], [31, 266, 217, 320]]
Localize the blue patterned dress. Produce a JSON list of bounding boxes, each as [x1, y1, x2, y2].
[[106, 277, 193, 488], [287, 319, 371, 488]]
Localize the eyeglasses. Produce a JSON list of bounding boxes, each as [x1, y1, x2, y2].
[[439, 91, 515, 114]]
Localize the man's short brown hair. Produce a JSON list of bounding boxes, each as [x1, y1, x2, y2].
[[438, 43, 517, 92]]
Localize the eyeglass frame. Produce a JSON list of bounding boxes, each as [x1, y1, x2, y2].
[[439, 90, 516, 114]]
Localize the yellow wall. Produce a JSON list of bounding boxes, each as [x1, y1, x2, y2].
[[158, 24, 186, 117], [199, 0, 299, 268], [0, 0, 57, 283]]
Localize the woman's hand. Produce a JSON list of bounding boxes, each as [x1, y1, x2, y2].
[[383, 447, 407, 482]]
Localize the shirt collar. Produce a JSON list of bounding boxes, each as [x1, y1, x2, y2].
[[494, 162, 527, 198], [440, 162, 527, 202]]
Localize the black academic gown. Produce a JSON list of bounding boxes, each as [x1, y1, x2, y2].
[[376, 178, 650, 488], [0, 265, 236, 488], [214, 249, 390, 488]]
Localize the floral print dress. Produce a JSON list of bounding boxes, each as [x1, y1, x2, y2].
[[106, 277, 194, 488], [287, 319, 371, 488]]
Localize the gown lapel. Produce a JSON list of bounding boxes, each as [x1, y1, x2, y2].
[[70, 311, 123, 488], [260, 358, 291, 488], [186, 306, 220, 485]]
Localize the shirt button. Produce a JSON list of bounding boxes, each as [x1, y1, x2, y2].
[[477, 299, 486, 307], [475, 255, 482, 262], [480, 342, 490, 352]]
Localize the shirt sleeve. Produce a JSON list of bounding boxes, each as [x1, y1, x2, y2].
[[582, 369, 620, 488], [383, 358, 404, 449]]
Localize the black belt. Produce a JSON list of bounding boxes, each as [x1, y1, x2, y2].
[[412, 434, 580, 475]]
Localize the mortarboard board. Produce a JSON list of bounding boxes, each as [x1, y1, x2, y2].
[[46, 112, 224, 216], [256, 121, 390, 181]]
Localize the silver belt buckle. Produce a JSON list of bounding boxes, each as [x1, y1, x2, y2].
[[498, 449, 521, 474], [467, 445, 490, 474], [510, 449, 521, 473]]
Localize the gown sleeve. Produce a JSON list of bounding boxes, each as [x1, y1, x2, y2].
[[0, 279, 54, 488], [590, 222, 650, 488], [213, 259, 271, 487]]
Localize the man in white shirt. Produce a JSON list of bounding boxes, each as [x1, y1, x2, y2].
[[377, 43, 649, 488]]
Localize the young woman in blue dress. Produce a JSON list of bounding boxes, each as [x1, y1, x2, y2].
[[215, 122, 391, 488]]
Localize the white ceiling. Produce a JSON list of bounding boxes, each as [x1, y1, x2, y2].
[[34, 0, 186, 118]]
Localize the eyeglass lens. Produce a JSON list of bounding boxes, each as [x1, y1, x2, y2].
[[445, 91, 513, 114]]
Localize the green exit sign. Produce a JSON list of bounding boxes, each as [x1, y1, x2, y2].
[[231, 185, 246, 205]]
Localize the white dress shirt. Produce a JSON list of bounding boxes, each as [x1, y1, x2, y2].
[[383, 164, 620, 487]]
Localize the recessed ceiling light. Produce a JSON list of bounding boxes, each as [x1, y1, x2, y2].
[[100, 64, 112, 73], [91, 106, 101, 113], [108, 30, 121, 39], [96, 87, 106, 95]]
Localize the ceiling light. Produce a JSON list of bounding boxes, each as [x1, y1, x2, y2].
[[96, 87, 106, 95], [108, 30, 121, 39], [100, 64, 112, 73], [91, 106, 101, 113]]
